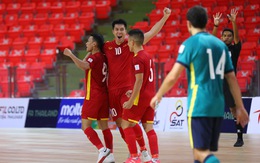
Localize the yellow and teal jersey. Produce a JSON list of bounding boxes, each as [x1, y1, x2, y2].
[[177, 32, 233, 117]]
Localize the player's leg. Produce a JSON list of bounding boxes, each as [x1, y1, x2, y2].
[[142, 123, 158, 163], [82, 97, 110, 163], [230, 106, 244, 147], [108, 89, 125, 141], [224, 80, 244, 147], [98, 95, 115, 163], [98, 120, 115, 163], [98, 120, 113, 152], [142, 107, 158, 162], [133, 123, 146, 151], [82, 119, 110, 163], [121, 119, 142, 163], [189, 117, 220, 163]]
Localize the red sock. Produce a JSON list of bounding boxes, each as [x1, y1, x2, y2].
[[119, 127, 125, 142], [102, 128, 113, 153], [84, 127, 103, 150], [147, 129, 159, 156], [123, 127, 138, 155], [133, 124, 145, 150]]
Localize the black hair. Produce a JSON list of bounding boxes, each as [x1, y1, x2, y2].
[[90, 33, 104, 52], [186, 5, 208, 29], [128, 29, 144, 46], [222, 28, 234, 36], [112, 19, 127, 29]]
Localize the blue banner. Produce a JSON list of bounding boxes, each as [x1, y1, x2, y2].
[[221, 98, 252, 133], [56, 98, 84, 128], [25, 99, 61, 127]]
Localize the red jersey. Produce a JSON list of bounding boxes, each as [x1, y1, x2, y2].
[[103, 40, 134, 91], [85, 52, 108, 100], [133, 50, 155, 106]]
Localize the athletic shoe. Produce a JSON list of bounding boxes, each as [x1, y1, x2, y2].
[[151, 158, 160, 163], [103, 153, 115, 163], [97, 147, 110, 163], [141, 150, 152, 163], [234, 139, 244, 147], [124, 157, 142, 163]]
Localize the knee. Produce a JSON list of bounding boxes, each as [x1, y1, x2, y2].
[[115, 118, 122, 128], [143, 123, 153, 133], [98, 120, 109, 130]]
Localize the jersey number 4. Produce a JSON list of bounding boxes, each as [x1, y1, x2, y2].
[[207, 49, 226, 80]]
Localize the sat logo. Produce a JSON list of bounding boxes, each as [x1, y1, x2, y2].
[[170, 100, 184, 127]]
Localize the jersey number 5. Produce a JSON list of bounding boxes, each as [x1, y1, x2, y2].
[[207, 49, 226, 80], [148, 59, 153, 82]]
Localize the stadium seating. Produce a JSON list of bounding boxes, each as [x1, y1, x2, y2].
[[68, 89, 85, 97]]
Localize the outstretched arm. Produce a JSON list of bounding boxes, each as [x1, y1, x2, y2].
[[143, 7, 171, 45], [228, 8, 239, 44], [63, 48, 90, 71], [150, 62, 185, 109], [212, 12, 222, 36]]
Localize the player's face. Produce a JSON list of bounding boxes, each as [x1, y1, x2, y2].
[[127, 37, 134, 52], [112, 24, 127, 44], [221, 31, 233, 45], [86, 36, 95, 52]]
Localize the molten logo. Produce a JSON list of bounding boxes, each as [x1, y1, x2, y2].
[[60, 103, 82, 116]]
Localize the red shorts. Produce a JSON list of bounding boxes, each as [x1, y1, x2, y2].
[[81, 91, 109, 120], [108, 86, 131, 121], [122, 102, 155, 124]]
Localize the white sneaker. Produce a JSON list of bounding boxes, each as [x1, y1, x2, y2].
[[97, 147, 110, 163], [103, 153, 115, 163], [141, 150, 152, 163]]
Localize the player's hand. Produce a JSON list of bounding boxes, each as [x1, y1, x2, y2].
[[213, 12, 222, 26], [228, 8, 238, 23], [125, 90, 132, 98], [163, 7, 171, 17], [230, 108, 237, 117], [123, 100, 133, 109], [236, 107, 249, 128], [63, 48, 72, 57], [150, 95, 161, 110]]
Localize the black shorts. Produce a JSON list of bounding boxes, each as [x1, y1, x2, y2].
[[223, 79, 236, 108], [188, 117, 223, 151]]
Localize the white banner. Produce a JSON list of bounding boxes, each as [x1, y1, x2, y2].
[[164, 97, 188, 132], [0, 98, 29, 128], [247, 97, 260, 134], [153, 98, 170, 131]]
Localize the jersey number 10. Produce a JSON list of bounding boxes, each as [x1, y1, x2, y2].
[[207, 49, 226, 80]]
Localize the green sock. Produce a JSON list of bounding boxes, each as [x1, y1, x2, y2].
[[203, 154, 220, 163]]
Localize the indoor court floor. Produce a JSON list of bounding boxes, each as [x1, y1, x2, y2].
[[0, 128, 259, 163]]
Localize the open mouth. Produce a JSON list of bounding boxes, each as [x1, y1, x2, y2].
[[117, 36, 122, 39]]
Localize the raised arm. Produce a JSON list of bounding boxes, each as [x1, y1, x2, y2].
[[212, 12, 222, 36], [150, 62, 185, 109], [224, 72, 249, 127], [143, 7, 171, 45], [63, 48, 90, 71], [228, 8, 239, 44]]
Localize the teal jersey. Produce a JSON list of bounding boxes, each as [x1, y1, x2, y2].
[[177, 32, 233, 117]]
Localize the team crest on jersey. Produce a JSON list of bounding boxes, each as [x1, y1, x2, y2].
[[123, 44, 128, 47], [108, 47, 113, 50], [178, 44, 185, 54]]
